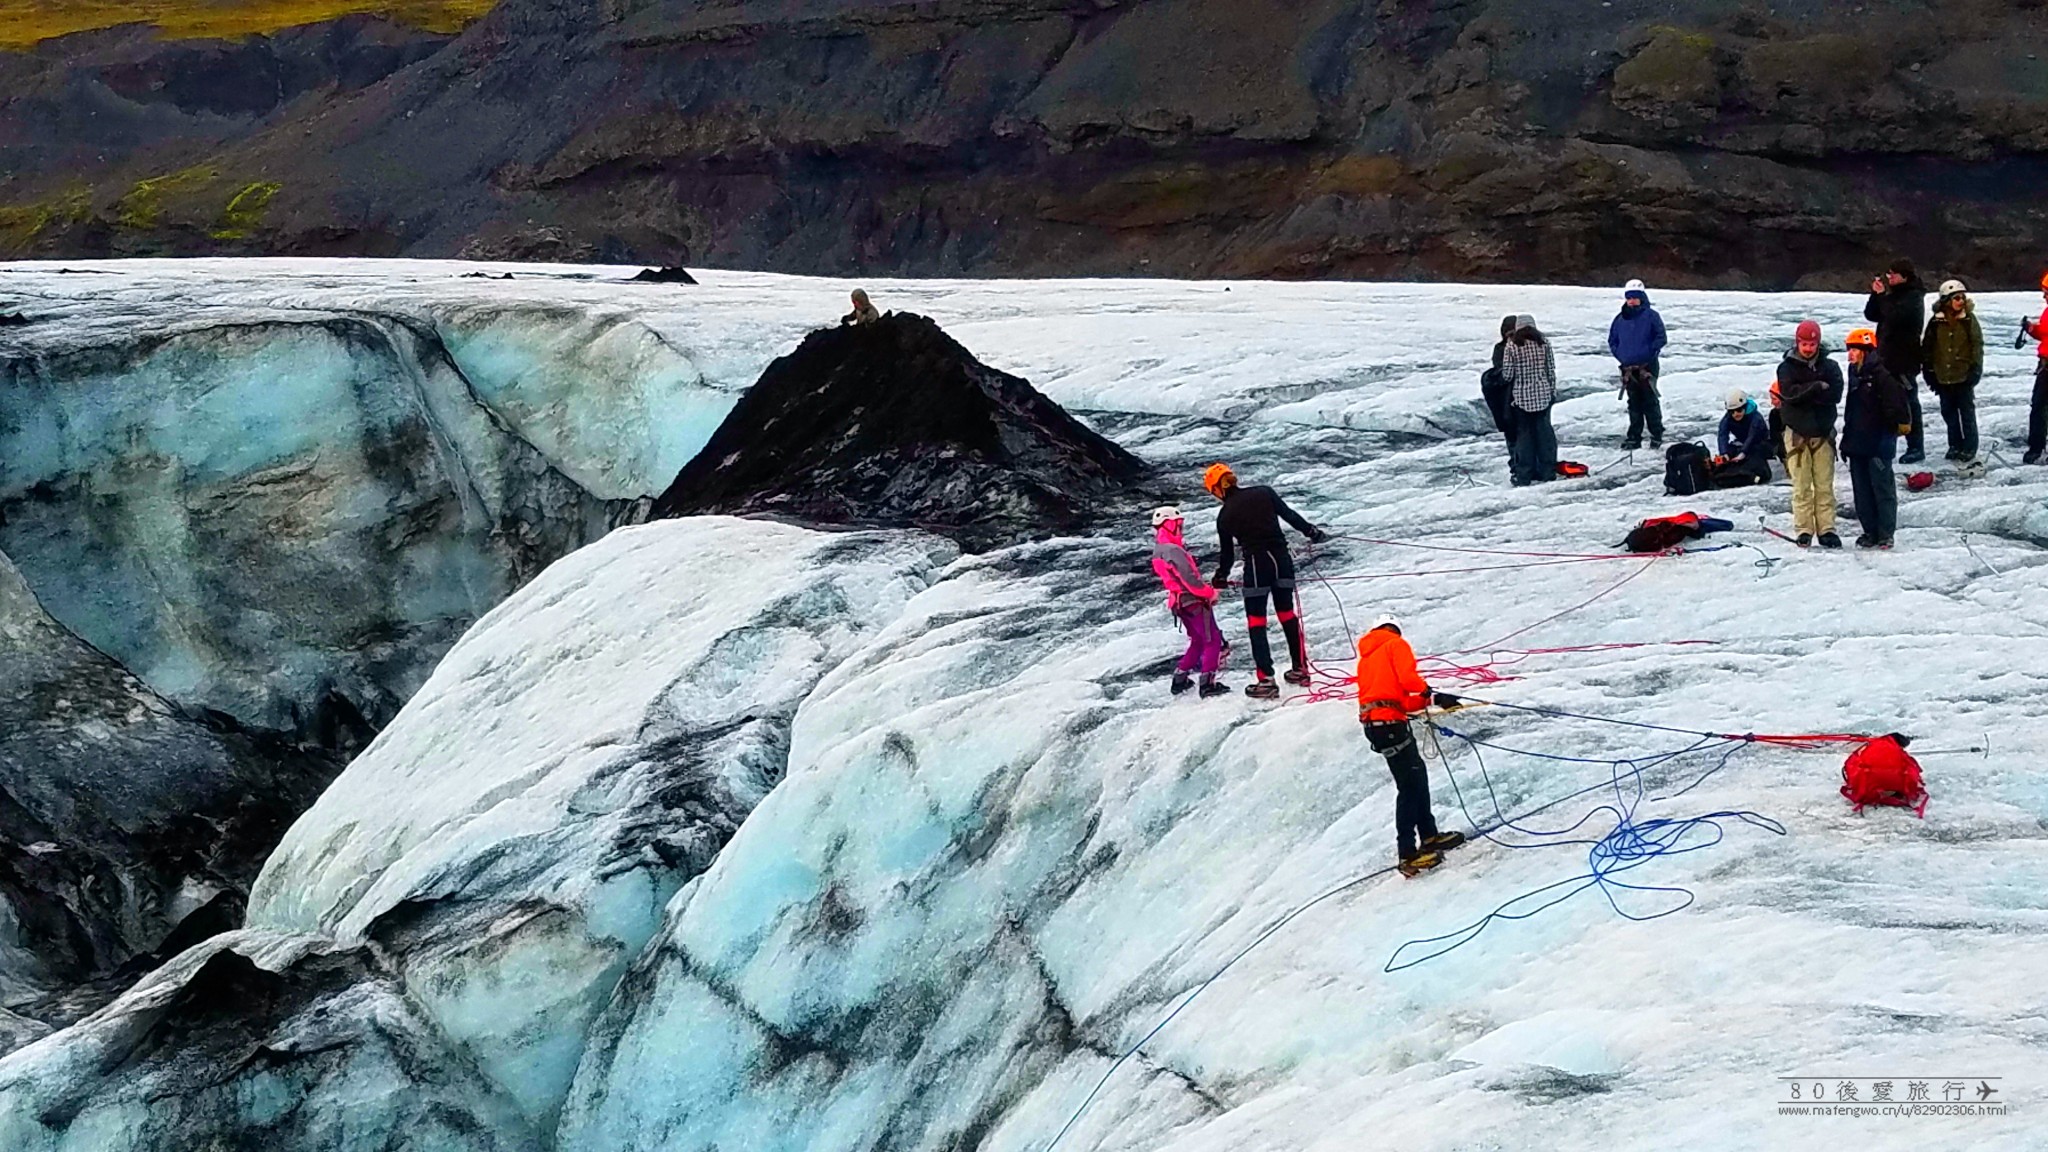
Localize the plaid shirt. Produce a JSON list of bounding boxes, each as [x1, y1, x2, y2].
[[1502, 338, 1556, 411]]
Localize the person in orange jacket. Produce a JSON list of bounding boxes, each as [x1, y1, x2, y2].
[[1355, 614, 1466, 875]]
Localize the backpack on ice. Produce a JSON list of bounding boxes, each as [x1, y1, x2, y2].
[[1620, 512, 1733, 553], [1663, 442, 1712, 496], [1840, 735, 1928, 817], [1555, 460, 1589, 478]]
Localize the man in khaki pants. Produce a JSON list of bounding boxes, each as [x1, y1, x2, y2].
[[1774, 320, 1846, 548]]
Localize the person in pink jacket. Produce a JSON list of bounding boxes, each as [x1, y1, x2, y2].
[[1151, 506, 1229, 697]]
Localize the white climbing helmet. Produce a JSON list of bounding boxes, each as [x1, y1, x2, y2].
[[1372, 612, 1401, 632], [1726, 388, 1749, 411], [1624, 278, 1647, 292], [1151, 505, 1183, 528], [1939, 278, 1968, 298]]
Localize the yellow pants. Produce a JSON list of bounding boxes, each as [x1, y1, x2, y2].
[[1785, 431, 1836, 536]]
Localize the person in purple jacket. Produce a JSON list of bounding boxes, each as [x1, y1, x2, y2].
[[1608, 279, 1669, 450]]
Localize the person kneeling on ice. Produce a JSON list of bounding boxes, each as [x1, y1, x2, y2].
[[1150, 506, 1230, 698], [1712, 389, 1773, 487], [1356, 615, 1465, 876], [1205, 463, 1327, 698], [1776, 320, 1846, 549], [1843, 328, 1913, 550]]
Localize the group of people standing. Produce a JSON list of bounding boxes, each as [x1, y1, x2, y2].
[[1142, 265, 2048, 878], [1482, 260, 2048, 548]]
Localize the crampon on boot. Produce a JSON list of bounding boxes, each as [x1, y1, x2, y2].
[[1198, 678, 1231, 698], [1170, 671, 1194, 696], [1397, 851, 1443, 877], [1421, 831, 1467, 853], [1244, 676, 1280, 699], [1283, 667, 1311, 686]]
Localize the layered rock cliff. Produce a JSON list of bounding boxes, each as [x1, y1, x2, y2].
[[6, 0, 2048, 287]]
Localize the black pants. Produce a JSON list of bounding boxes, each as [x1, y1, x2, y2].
[[1622, 364, 1663, 445], [1482, 377, 1514, 446], [1240, 547, 1303, 677], [1901, 374, 1925, 458], [2030, 363, 2048, 456], [1509, 406, 1557, 485], [1847, 453, 1897, 542], [1932, 382, 1978, 458], [1710, 458, 1770, 488], [1366, 721, 1438, 858]]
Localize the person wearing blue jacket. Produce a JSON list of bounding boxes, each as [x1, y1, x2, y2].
[[1712, 388, 1773, 487], [1607, 279, 1668, 449]]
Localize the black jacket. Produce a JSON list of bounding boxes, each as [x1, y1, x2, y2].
[[1864, 279, 1928, 378], [1842, 359, 1909, 459], [1776, 350, 1845, 440], [1214, 485, 1318, 582]]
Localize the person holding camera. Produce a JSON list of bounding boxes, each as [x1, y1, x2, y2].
[[1863, 258, 1928, 464]]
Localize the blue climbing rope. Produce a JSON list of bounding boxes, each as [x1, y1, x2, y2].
[[1386, 719, 1785, 972]]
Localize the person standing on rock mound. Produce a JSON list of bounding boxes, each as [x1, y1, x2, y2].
[[1204, 463, 1327, 699], [1608, 279, 1667, 451], [1500, 315, 1558, 486], [1150, 506, 1230, 699], [1775, 319, 1846, 549], [1355, 615, 1465, 877], [841, 289, 881, 326]]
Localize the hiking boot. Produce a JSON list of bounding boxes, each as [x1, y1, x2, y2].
[[1855, 534, 1879, 549], [1170, 671, 1194, 696], [1877, 536, 1895, 550], [1198, 679, 1231, 698], [1899, 450, 1925, 465], [1620, 439, 1640, 451], [1819, 531, 1843, 549], [1283, 667, 1312, 686], [1421, 831, 1468, 853], [1650, 436, 1663, 449], [2025, 450, 2044, 466], [1944, 448, 1962, 461], [1796, 532, 1813, 548], [1397, 851, 1443, 877], [1245, 677, 1280, 699]]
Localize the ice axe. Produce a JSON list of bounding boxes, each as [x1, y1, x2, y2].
[[1908, 734, 1991, 759]]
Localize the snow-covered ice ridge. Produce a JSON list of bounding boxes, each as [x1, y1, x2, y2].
[[3, 259, 2047, 1150]]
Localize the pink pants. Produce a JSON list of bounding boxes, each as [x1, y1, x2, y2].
[[1175, 603, 1224, 676]]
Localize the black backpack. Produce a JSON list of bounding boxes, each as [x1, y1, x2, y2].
[[1873, 367, 1914, 427], [1663, 442, 1712, 496]]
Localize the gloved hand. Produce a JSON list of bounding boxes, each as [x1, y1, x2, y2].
[[1897, 423, 1913, 435], [1431, 692, 1462, 710], [1307, 525, 1330, 544], [1210, 571, 1228, 589]]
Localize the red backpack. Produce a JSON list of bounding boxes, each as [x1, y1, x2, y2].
[[1840, 735, 1928, 816]]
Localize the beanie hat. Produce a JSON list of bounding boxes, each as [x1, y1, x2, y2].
[[1795, 319, 1821, 343]]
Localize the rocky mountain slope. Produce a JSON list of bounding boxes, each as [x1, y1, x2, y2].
[[6, 1, 2048, 286]]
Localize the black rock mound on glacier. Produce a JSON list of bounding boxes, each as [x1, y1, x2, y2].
[[652, 313, 1148, 548]]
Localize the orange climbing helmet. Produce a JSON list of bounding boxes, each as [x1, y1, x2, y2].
[[1202, 463, 1237, 497], [1845, 327, 1878, 349], [2039, 269, 2048, 291]]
